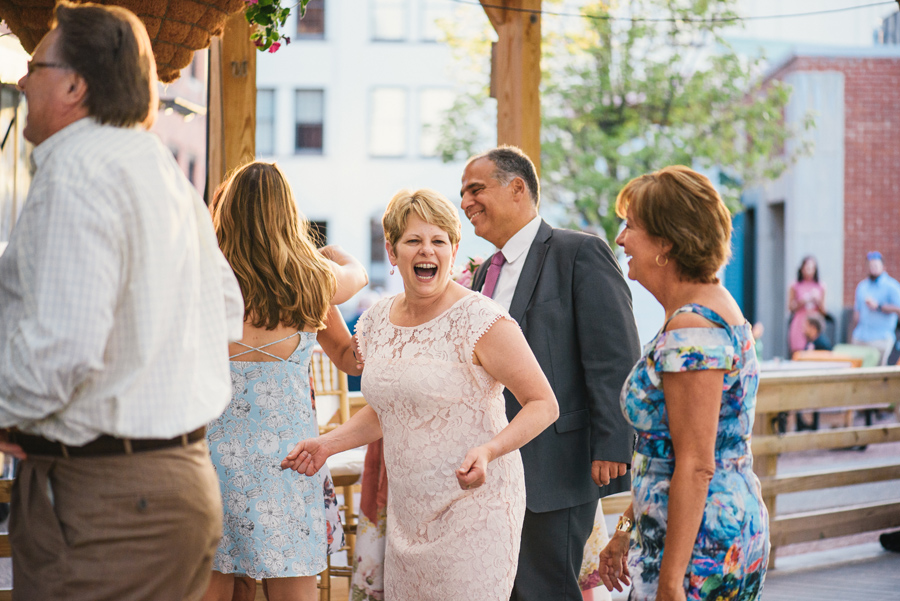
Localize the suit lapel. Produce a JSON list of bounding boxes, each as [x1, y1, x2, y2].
[[508, 220, 552, 324]]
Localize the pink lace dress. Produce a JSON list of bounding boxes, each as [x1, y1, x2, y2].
[[355, 293, 526, 600]]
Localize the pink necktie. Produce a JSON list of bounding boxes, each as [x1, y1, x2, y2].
[[481, 251, 506, 299]]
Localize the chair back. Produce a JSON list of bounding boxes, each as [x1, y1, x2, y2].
[[310, 348, 351, 431]]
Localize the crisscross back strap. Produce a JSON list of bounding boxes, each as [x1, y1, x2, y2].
[[229, 331, 302, 361]]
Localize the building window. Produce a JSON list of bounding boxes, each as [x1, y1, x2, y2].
[[419, 0, 450, 42], [297, 1, 325, 39], [308, 220, 328, 247], [418, 88, 454, 157], [257, 89, 276, 155], [369, 88, 407, 157], [371, 0, 407, 41], [295, 89, 324, 153]]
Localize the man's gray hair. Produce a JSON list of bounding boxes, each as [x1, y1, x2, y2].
[[469, 145, 540, 208]]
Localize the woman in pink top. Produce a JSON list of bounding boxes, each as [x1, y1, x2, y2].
[[788, 256, 826, 353]]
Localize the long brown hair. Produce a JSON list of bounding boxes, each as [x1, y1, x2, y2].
[[212, 162, 335, 330]]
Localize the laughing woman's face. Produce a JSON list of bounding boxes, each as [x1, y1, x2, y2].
[[388, 214, 458, 301]]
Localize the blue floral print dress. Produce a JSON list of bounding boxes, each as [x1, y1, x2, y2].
[[208, 332, 342, 579], [621, 304, 769, 601]]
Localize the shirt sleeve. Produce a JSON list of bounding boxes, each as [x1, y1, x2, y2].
[[652, 328, 736, 372], [0, 173, 123, 426]]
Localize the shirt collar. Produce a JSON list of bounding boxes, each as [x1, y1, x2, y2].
[[31, 117, 97, 170], [499, 215, 542, 264]]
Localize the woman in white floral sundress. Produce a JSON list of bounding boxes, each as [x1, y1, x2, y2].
[[283, 188, 559, 601], [203, 162, 368, 601]]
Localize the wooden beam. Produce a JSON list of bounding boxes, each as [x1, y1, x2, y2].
[[752, 423, 900, 456], [756, 367, 900, 413], [480, 0, 508, 30], [206, 12, 257, 200], [759, 462, 900, 496], [770, 500, 900, 547], [488, 0, 541, 175]]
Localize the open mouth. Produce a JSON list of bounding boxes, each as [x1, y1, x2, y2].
[[414, 263, 438, 280], [467, 209, 483, 222]]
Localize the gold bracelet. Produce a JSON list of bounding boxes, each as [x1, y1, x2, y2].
[[615, 514, 634, 533]]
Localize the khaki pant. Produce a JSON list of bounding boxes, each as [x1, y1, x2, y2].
[[9, 441, 222, 601]]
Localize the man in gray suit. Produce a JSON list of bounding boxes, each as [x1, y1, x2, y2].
[[462, 146, 640, 600]]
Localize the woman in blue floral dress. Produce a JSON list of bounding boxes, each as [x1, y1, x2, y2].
[[597, 166, 769, 601], [204, 162, 368, 601]]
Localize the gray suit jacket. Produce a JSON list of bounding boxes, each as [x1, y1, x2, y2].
[[472, 220, 640, 512]]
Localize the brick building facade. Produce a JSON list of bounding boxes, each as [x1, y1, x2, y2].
[[739, 46, 900, 358], [766, 54, 900, 307]]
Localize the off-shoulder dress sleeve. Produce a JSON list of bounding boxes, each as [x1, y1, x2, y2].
[[651, 327, 736, 373]]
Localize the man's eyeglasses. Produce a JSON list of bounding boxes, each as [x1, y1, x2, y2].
[[26, 61, 71, 76]]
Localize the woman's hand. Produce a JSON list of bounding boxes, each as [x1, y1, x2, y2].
[[281, 438, 331, 476], [456, 445, 492, 490], [597, 530, 632, 592]]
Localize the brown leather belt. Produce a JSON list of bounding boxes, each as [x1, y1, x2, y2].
[[9, 426, 206, 458]]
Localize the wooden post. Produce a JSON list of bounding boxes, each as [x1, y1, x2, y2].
[[206, 12, 256, 201], [482, 0, 542, 176]]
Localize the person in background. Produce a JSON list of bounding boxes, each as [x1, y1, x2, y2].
[[788, 256, 826, 354], [803, 314, 832, 351], [851, 251, 900, 365], [598, 165, 768, 601], [0, 3, 244, 598], [204, 161, 366, 601]]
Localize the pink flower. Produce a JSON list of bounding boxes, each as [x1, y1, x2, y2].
[[244, 0, 258, 4], [284, 36, 291, 45], [268, 41, 281, 53]]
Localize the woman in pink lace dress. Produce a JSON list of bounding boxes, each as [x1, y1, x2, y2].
[[283, 188, 559, 600]]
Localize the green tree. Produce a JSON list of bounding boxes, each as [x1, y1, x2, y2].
[[438, 0, 813, 243]]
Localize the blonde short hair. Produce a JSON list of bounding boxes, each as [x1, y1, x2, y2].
[[615, 165, 732, 284], [212, 161, 335, 330], [382, 188, 461, 247]]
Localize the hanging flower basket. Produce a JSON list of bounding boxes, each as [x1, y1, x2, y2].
[[0, 0, 247, 83]]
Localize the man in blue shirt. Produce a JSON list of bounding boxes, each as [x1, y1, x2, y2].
[[851, 251, 900, 365]]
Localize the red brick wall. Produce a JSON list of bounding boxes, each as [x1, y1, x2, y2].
[[770, 56, 900, 306]]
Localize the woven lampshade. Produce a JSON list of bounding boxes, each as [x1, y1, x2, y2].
[[0, 0, 247, 82]]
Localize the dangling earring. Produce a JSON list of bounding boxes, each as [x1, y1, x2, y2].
[[655, 254, 668, 267], [390, 265, 396, 275]]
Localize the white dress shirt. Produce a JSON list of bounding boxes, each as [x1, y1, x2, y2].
[[0, 118, 244, 445], [489, 216, 542, 311]]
